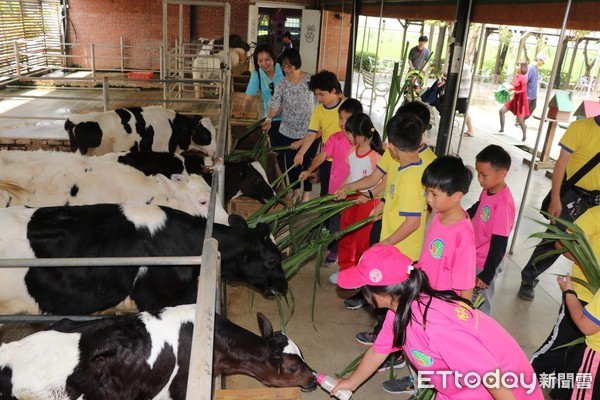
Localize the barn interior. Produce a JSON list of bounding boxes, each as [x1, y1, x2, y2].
[[1, 0, 600, 399]]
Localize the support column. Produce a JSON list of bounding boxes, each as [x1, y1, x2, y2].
[[435, 0, 473, 156]]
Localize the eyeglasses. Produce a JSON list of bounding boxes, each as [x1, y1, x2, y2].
[[281, 62, 292, 68], [269, 82, 274, 96]]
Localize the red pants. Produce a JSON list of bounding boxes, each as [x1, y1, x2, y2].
[[338, 196, 379, 270]]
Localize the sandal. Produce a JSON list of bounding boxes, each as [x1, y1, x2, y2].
[[463, 132, 473, 137]]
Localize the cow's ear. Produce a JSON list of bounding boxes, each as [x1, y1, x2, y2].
[[257, 312, 273, 337], [228, 214, 248, 228]]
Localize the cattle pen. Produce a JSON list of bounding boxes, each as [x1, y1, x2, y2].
[[0, 4, 232, 400]]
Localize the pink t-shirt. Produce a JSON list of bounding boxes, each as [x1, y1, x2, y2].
[[322, 131, 353, 193], [405, 297, 543, 400], [374, 299, 543, 400], [418, 212, 476, 293], [471, 186, 516, 268]]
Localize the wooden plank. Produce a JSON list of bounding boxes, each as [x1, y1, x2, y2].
[[215, 387, 302, 400]]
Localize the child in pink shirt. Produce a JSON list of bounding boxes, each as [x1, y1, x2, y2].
[[300, 99, 363, 267], [418, 156, 476, 300], [334, 113, 383, 281], [332, 244, 543, 400], [467, 145, 516, 315]]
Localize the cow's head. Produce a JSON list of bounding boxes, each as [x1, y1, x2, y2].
[[257, 313, 317, 392], [226, 161, 276, 204], [219, 215, 287, 296], [170, 114, 215, 155]]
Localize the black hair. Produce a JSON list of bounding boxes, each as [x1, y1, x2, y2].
[[386, 113, 424, 151], [345, 113, 383, 155], [281, 48, 302, 69], [362, 268, 470, 348], [395, 101, 431, 131], [476, 145, 511, 171], [308, 70, 342, 94], [339, 98, 363, 115], [283, 31, 292, 40], [252, 44, 277, 72], [418, 35, 428, 43], [421, 155, 473, 195]]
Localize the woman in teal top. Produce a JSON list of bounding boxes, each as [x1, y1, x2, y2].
[[238, 44, 284, 139]]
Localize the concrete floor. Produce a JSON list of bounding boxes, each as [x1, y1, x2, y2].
[[222, 78, 597, 400], [0, 75, 596, 399]]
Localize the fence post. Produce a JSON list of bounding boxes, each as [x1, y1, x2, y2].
[[102, 77, 109, 112], [185, 238, 220, 400], [91, 44, 96, 79], [13, 41, 21, 77], [120, 37, 125, 72]]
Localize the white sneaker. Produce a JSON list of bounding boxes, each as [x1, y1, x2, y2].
[[328, 271, 339, 285]]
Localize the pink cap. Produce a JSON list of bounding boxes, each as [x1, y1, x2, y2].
[[316, 373, 326, 384], [337, 244, 414, 289]]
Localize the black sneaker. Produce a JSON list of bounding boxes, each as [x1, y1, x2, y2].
[[344, 296, 365, 310], [377, 355, 406, 372], [382, 375, 415, 394], [355, 331, 377, 345], [518, 284, 535, 301]]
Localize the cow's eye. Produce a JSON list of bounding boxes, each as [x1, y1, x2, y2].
[[287, 363, 299, 373]]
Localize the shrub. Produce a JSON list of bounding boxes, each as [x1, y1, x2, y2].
[[354, 51, 377, 72]]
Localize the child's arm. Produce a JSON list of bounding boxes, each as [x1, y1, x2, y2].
[[475, 234, 509, 289], [461, 289, 474, 302], [335, 170, 384, 200], [298, 152, 328, 181], [330, 346, 388, 392], [294, 131, 320, 165], [466, 201, 480, 219], [380, 215, 420, 246], [557, 273, 600, 336]]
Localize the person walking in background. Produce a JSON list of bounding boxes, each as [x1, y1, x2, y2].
[[281, 31, 293, 54], [518, 116, 600, 301], [523, 53, 546, 122], [237, 44, 284, 142], [498, 61, 529, 142], [458, 63, 474, 137], [263, 48, 317, 204], [408, 36, 431, 86]]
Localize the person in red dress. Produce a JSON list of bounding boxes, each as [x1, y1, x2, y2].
[[498, 61, 530, 141]]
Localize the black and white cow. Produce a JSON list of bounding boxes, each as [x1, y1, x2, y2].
[[0, 305, 317, 400], [64, 106, 216, 156], [0, 205, 286, 315], [0, 150, 229, 225], [116, 151, 276, 203]]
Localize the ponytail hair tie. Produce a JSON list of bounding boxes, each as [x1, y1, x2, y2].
[[407, 264, 415, 275], [370, 127, 375, 133]]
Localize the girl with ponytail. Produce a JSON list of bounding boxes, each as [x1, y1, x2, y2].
[[326, 244, 543, 399]]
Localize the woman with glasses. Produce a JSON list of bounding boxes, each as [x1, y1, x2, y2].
[[263, 48, 317, 204]]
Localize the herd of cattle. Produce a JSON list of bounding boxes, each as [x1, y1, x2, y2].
[[0, 102, 317, 398]]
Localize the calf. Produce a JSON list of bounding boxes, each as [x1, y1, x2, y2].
[[0, 150, 229, 225], [64, 106, 216, 156], [116, 151, 276, 203], [193, 34, 249, 98], [0, 305, 317, 400], [0, 205, 286, 315]]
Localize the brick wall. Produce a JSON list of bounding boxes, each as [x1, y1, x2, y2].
[[318, 11, 351, 81], [66, 0, 316, 70], [0, 138, 70, 152]]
